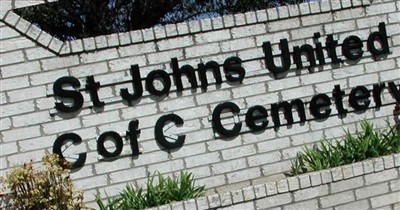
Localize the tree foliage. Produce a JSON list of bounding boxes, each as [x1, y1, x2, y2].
[[15, 0, 309, 41]]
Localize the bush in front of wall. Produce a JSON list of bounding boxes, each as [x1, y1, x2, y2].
[[96, 171, 205, 210], [0, 153, 86, 210], [291, 120, 400, 175]]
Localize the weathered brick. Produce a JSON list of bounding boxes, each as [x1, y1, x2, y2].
[[356, 182, 389, 199], [2, 125, 41, 142], [1, 61, 40, 78], [1, 100, 35, 117], [319, 190, 355, 208], [335, 200, 369, 210], [294, 185, 328, 201], [212, 158, 247, 174], [284, 199, 318, 210], [370, 192, 400, 208], [256, 193, 292, 209], [42, 56, 80, 70], [330, 176, 363, 193], [364, 168, 398, 185], [185, 152, 220, 168]]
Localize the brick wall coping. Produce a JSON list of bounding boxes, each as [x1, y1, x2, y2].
[[0, 0, 372, 56], [146, 153, 400, 210]]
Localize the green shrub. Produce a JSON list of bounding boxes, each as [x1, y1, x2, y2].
[[96, 171, 205, 210], [291, 120, 400, 175], [0, 154, 86, 210]]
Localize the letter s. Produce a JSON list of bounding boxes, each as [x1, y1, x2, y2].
[[53, 76, 84, 113]]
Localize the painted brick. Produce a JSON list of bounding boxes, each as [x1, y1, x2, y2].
[[83, 37, 96, 51], [0, 26, 20, 39], [269, 18, 301, 32], [18, 135, 55, 152], [42, 56, 80, 70], [118, 42, 155, 58], [80, 49, 119, 63], [265, 182, 278, 196], [366, 2, 396, 16], [356, 182, 390, 199], [256, 193, 292, 209], [254, 183, 267, 198], [0, 117, 11, 130], [1, 100, 35, 118], [1, 50, 25, 66], [330, 176, 363, 193], [147, 49, 183, 64], [222, 145, 256, 160], [370, 192, 400, 208], [247, 152, 281, 167], [108, 55, 146, 71], [245, 11, 257, 24], [1, 61, 40, 78], [12, 111, 51, 127], [364, 168, 399, 185], [74, 175, 108, 190], [277, 179, 289, 193], [301, 13, 333, 26], [1, 142, 18, 156], [325, 20, 356, 34], [309, 172, 322, 186], [8, 86, 46, 102], [335, 200, 369, 210], [118, 31, 131, 45], [196, 196, 209, 210], [267, 8, 278, 20], [176, 22, 189, 35], [157, 36, 193, 51], [128, 30, 142, 43], [212, 158, 247, 174], [1, 37, 36, 53], [1, 75, 30, 91], [231, 24, 266, 38], [319, 190, 355, 208], [185, 152, 220, 168], [294, 185, 329, 201], [7, 149, 45, 165], [287, 177, 300, 191], [242, 186, 256, 201], [221, 37, 255, 52], [70, 40, 84, 53]]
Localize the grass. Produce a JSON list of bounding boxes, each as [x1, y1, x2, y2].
[[96, 171, 205, 210], [291, 120, 400, 175]]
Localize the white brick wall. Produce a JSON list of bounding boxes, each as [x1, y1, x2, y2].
[[1, 0, 399, 209]]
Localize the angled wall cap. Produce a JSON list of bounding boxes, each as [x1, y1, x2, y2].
[[0, 0, 372, 56]]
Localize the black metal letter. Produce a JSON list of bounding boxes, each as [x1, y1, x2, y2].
[[120, 65, 143, 104], [126, 120, 141, 157], [97, 131, 123, 158], [342, 35, 364, 60], [53, 133, 87, 169], [53, 76, 84, 113], [245, 105, 269, 131], [145, 70, 171, 96], [212, 102, 242, 137], [332, 85, 348, 115], [223, 56, 245, 83], [263, 39, 291, 76], [367, 22, 390, 57], [154, 114, 185, 149], [310, 94, 332, 119], [86, 75, 105, 108], [349, 86, 371, 111]]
